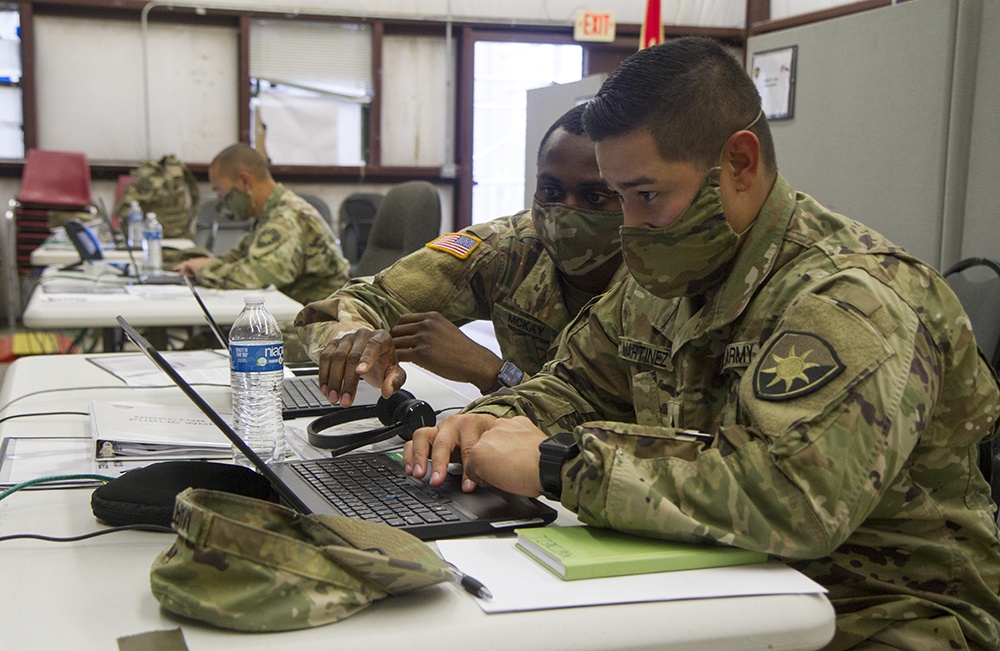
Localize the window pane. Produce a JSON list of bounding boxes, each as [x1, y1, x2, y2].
[[0, 5, 21, 158], [249, 20, 371, 166], [472, 42, 582, 224]]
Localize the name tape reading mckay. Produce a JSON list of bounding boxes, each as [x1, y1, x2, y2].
[[493, 304, 556, 340]]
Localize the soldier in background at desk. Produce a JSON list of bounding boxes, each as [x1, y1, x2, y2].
[[174, 144, 349, 360], [295, 104, 628, 414], [409, 38, 1000, 650], [174, 144, 348, 307]]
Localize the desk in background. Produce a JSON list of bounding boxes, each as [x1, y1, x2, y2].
[[0, 354, 836, 651], [21, 266, 302, 351], [29, 237, 197, 267]]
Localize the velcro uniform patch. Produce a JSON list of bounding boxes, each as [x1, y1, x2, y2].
[[426, 233, 482, 259]]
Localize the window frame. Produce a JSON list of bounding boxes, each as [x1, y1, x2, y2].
[[7, 1, 792, 229]]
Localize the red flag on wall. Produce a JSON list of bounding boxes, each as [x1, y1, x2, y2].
[[640, 0, 664, 50]]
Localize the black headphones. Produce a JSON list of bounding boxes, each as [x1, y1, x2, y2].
[[306, 389, 436, 457]]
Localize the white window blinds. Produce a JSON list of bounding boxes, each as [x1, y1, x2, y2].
[[249, 20, 372, 102]]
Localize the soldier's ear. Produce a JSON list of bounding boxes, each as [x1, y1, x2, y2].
[[236, 170, 254, 192]]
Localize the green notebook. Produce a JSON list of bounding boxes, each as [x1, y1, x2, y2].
[[514, 526, 767, 581]]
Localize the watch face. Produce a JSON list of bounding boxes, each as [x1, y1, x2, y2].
[[499, 361, 524, 387]]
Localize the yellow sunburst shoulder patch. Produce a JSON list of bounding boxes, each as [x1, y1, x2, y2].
[[752, 330, 845, 402]]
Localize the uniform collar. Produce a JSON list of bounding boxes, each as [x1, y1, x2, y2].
[[257, 183, 286, 222], [669, 174, 797, 345]]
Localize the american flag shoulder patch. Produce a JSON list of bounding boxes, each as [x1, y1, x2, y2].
[[426, 233, 482, 259]]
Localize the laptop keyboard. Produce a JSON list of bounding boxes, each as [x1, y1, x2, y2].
[[281, 376, 336, 419], [292, 456, 464, 527]]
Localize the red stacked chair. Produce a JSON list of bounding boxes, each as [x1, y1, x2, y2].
[[14, 148, 93, 275]]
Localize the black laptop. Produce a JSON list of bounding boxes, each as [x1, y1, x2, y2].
[[182, 275, 360, 419], [116, 314, 557, 540], [63, 219, 105, 266]]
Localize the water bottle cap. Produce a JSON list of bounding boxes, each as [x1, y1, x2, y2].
[[243, 294, 265, 304]]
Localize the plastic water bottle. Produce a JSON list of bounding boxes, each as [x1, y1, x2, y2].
[[127, 200, 144, 249], [229, 295, 286, 468], [141, 211, 163, 275]]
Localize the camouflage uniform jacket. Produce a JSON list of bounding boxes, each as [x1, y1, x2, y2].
[[295, 210, 629, 374], [470, 175, 1000, 649], [196, 184, 349, 305]]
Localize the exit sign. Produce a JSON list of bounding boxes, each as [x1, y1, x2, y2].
[[574, 10, 616, 43]]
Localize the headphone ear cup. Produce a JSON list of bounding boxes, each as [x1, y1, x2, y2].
[[375, 390, 416, 426], [396, 398, 436, 440], [373, 390, 436, 441]]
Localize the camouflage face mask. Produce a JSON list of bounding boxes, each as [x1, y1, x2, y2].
[[619, 167, 739, 299], [531, 199, 624, 276], [223, 186, 252, 221]]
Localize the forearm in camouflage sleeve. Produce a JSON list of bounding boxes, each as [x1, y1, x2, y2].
[[563, 284, 945, 560], [197, 219, 303, 290], [294, 281, 415, 363], [467, 286, 635, 432]]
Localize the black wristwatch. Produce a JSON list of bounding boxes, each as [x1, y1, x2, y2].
[[538, 432, 579, 501], [485, 360, 525, 394]]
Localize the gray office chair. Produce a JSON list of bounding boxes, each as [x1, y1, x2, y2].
[[194, 198, 252, 255], [944, 257, 1000, 509], [338, 192, 383, 265], [299, 193, 334, 232], [352, 182, 440, 277]]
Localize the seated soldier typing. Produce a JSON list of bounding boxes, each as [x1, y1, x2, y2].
[[404, 38, 1000, 651], [294, 104, 627, 409]]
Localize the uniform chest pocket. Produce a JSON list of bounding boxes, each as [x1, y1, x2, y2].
[[631, 369, 681, 427]]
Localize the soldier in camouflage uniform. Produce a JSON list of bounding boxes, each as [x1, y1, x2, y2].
[[405, 38, 1000, 649], [175, 144, 349, 361], [174, 144, 349, 306], [294, 105, 627, 419]]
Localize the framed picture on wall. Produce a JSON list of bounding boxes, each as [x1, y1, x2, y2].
[[751, 45, 797, 120]]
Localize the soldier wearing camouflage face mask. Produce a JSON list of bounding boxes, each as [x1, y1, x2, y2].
[[174, 144, 349, 306], [409, 38, 1000, 650], [294, 104, 627, 425]]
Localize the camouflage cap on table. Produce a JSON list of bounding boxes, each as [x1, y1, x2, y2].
[[150, 488, 450, 631]]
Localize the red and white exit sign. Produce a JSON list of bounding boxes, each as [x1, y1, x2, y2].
[[574, 10, 616, 43]]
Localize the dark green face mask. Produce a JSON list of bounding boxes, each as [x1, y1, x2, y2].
[[223, 186, 252, 221], [618, 167, 739, 299], [531, 199, 623, 276]]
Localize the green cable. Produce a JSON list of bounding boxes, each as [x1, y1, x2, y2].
[[0, 474, 115, 502]]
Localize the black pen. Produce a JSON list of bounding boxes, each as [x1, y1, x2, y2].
[[447, 562, 493, 599]]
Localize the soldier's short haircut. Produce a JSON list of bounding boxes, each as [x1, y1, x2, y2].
[[537, 103, 588, 161], [212, 144, 271, 181], [584, 37, 777, 173]]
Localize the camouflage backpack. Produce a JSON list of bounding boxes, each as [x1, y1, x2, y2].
[[115, 154, 199, 239]]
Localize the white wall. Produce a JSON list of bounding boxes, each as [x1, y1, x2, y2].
[[162, 0, 745, 27], [747, 0, 999, 269]]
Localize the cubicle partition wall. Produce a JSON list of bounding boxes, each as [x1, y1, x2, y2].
[[747, 0, 995, 270]]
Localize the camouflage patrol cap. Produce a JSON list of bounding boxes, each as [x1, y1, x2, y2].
[[150, 488, 450, 631]]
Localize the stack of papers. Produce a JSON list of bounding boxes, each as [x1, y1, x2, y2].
[[436, 538, 826, 614]]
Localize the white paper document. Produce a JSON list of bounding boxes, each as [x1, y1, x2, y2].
[[87, 350, 231, 387], [0, 437, 147, 487], [436, 537, 826, 614]]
